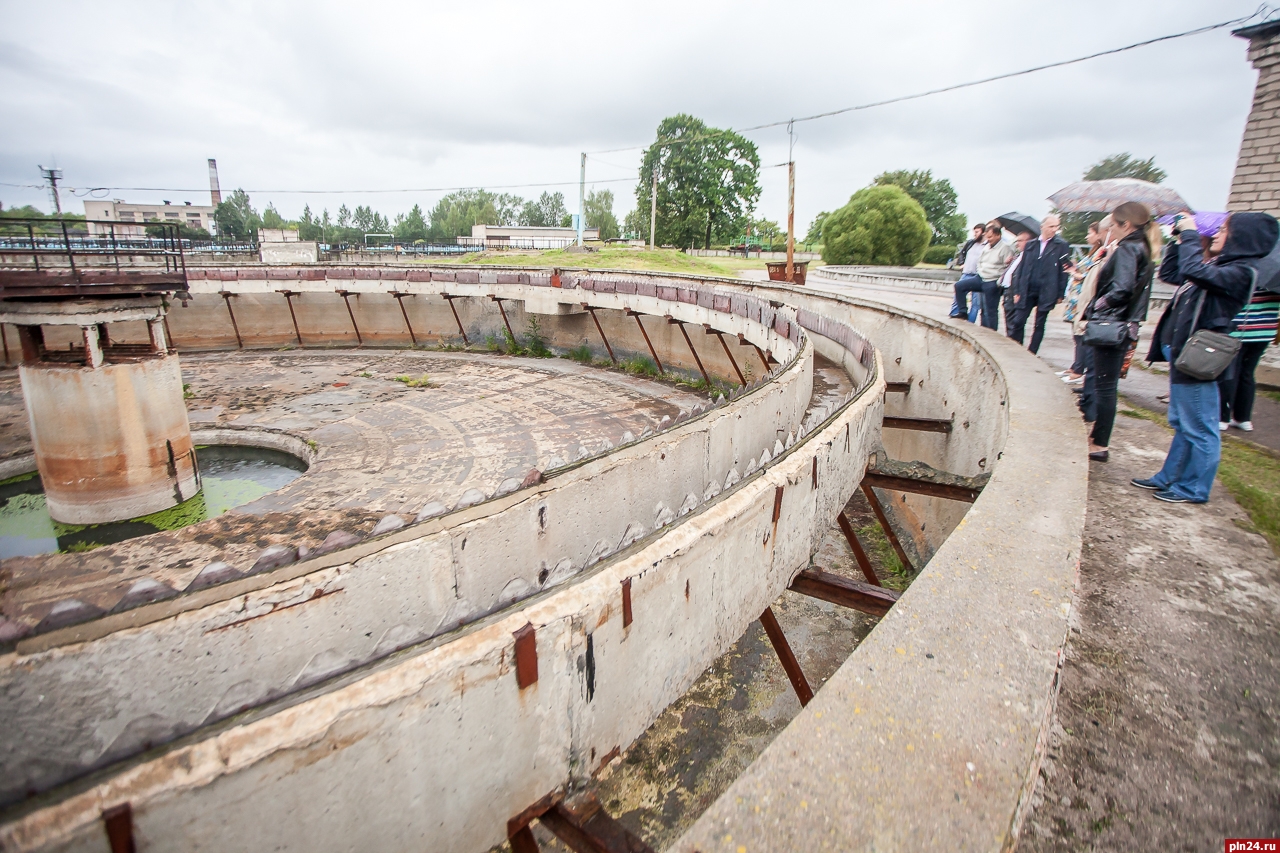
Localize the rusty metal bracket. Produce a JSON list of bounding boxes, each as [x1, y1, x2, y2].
[[583, 305, 616, 363], [772, 484, 784, 523], [489, 294, 516, 341], [625, 310, 663, 373], [668, 317, 710, 387], [707, 325, 746, 385], [789, 567, 899, 617], [278, 290, 303, 345], [860, 483, 914, 574], [883, 415, 952, 434], [811, 456, 818, 489], [862, 472, 981, 502], [389, 291, 418, 345], [759, 606, 813, 707], [219, 291, 242, 348], [335, 290, 363, 346], [885, 381, 911, 395], [440, 293, 469, 346], [621, 578, 633, 628], [538, 793, 655, 853], [836, 511, 882, 587], [514, 623, 538, 689], [102, 803, 135, 853]]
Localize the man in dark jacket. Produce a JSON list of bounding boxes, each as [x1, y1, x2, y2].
[[1134, 211, 1279, 503], [1008, 214, 1072, 353]]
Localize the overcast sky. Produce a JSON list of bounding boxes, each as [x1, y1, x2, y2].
[[0, 0, 1269, 235]]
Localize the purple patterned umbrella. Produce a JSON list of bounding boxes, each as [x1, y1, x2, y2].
[[1156, 211, 1228, 237], [1048, 178, 1191, 217]]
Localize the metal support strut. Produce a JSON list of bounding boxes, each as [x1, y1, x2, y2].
[[836, 511, 882, 587], [708, 326, 746, 385], [759, 605, 813, 706], [670, 317, 710, 387], [279, 291, 303, 345], [626, 310, 663, 373], [583, 305, 616, 363], [490, 294, 515, 342], [860, 482, 914, 575], [336, 290, 362, 345], [220, 292, 242, 348], [390, 292, 418, 345], [441, 294, 469, 346]]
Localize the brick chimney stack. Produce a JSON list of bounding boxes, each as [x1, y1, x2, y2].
[[208, 158, 222, 207], [1228, 19, 1280, 217]]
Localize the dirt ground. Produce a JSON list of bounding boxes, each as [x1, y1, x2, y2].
[[1022, 411, 1280, 851]]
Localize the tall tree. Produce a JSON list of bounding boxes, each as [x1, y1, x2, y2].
[[427, 189, 518, 241], [804, 211, 830, 246], [872, 169, 966, 246], [261, 203, 286, 230], [634, 114, 761, 250], [583, 189, 619, 240], [213, 189, 260, 242], [1059, 153, 1167, 243], [518, 192, 568, 228], [393, 204, 429, 243], [821, 185, 931, 266]]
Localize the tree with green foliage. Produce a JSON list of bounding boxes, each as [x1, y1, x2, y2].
[[145, 219, 210, 240], [213, 189, 261, 242], [635, 114, 761, 249], [427, 189, 523, 242], [804, 212, 829, 246], [1058, 153, 1167, 244], [747, 216, 783, 249], [393, 204, 429, 243], [821, 185, 931, 266], [583, 189, 620, 240], [872, 169, 966, 246], [519, 191, 568, 228], [261, 204, 286, 230]]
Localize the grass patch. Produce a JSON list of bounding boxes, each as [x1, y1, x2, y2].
[[673, 375, 734, 398], [393, 373, 435, 388], [182, 383, 195, 400], [857, 522, 909, 591], [566, 344, 594, 364], [423, 247, 746, 277], [618, 355, 660, 378], [524, 316, 552, 358], [1261, 388, 1280, 405], [1219, 437, 1280, 555]]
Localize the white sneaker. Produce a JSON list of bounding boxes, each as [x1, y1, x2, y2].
[[1219, 421, 1229, 431], [1055, 370, 1069, 376], [1232, 420, 1254, 432]]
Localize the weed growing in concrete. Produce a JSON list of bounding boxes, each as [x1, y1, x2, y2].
[[182, 383, 195, 400], [355, 371, 372, 379], [619, 355, 660, 377], [525, 317, 552, 358], [566, 344, 594, 364], [857, 522, 908, 590], [393, 374, 435, 388], [485, 334, 502, 353], [675, 375, 734, 398], [502, 326, 525, 356]]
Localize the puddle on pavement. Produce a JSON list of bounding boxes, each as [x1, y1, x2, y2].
[[0, 446, 306, 558]]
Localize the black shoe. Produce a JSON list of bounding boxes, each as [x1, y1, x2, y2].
[[1088, 450, 1108, 462], [1131, 477, 1161, 490], [1153, 490, 1192, 504]]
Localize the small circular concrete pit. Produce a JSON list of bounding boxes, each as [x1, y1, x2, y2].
[[0, 265, 1086, 852]]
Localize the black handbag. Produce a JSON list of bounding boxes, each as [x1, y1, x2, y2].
[[1082, 318, 1129, 348], [1173, 272, 1253, 381]]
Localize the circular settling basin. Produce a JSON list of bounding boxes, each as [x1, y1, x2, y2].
[[0, 445, 307, 558]]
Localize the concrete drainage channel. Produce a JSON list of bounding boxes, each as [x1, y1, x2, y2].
[[0, 267, 1086, 852]]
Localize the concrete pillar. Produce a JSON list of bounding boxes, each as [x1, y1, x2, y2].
[[2, 298, 198, 525]]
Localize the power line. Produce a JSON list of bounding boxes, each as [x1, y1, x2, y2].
[[1, 176, 639, 196], [586, 6, 1274, 156]]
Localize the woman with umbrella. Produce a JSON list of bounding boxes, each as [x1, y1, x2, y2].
[[1082, 202, 1159, 462]]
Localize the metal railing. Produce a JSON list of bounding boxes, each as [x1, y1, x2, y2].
[[0, 218, 187, 280]]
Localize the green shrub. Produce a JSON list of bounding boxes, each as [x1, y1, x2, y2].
[[525, 316, 551, 358], [821, 185, 932, 266], [922, 244, 956, 265], [566, 344, 594, 363]]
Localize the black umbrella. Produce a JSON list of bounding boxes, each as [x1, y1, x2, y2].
[[995, 212, 1041, 237]]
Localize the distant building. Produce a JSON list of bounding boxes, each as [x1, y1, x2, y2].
[[460, 224, 600, 250], [259, 228, 319, 264], [1228, 18, 1280, 216], [83, 199, 216, 237]]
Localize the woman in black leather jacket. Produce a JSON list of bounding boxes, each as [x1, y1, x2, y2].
[[1083, 201, 1157, 461]]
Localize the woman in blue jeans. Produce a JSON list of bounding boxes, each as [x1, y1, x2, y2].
[[1135, 210, 1279, 503]]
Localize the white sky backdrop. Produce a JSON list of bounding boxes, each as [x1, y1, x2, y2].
[[0, 0, 1268, 235]]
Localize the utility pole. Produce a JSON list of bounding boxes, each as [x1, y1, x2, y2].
[[578, 152, 586, 246], [649, 168, 658, 250], [39, 165, 63, 216], [785, 120, 795, 283]]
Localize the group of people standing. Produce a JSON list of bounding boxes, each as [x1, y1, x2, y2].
[[952, 203, 1280, 505]]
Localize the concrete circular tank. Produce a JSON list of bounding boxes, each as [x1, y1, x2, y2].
[[2, 297, 197, 525]]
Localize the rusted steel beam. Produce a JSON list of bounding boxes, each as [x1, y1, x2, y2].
[[708, 326, 746, 385], [335, 290, 363, 346], [759, 606, 813, 707], [220, 292, 242, 348], [583, 305, 616, 363], [0, 324, 9, 364], [440, 293, 469, 346], [789, 567, 899, 618], [490, 294, 516, 341], [885, 381, 911, 394], [862, 471, 981, 503], [514, 623, 538, 689], [883, 415, 952, 434], [626, 310, 663, 373], [772, 484, 784, 523], [836, 511, 882, 587], [860, 483, 914, 575], [278, 291, 303, 345], [539, 794, 655, 853], [102, 803, 135, 853], [509, 827, 541, 853], [669, 317, 710, 387], [621, 577, 633, 628], [390, 291, 418, 345]]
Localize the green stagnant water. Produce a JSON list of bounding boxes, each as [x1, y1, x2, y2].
[[0, 445, 306, 559]]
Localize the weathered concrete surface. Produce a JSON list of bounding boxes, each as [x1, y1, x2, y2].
[[1023, 414, 1280, 851], [20, 354, 197, 525], [673, 318, 1087, 852]]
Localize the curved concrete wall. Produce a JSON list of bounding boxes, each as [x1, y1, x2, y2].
[[0, 272, 823, 810]]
